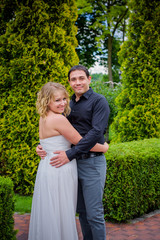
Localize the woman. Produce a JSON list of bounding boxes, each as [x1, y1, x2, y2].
[[28, 82, 109, 240]]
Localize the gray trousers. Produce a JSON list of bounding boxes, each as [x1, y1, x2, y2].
[[77, 155, 107, 240]]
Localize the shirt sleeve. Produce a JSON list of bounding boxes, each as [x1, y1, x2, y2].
[[66, 96, 110, 160]]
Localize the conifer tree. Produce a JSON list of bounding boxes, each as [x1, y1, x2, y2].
[[0, 0, 78, 194], [111, 0, 160, 143]]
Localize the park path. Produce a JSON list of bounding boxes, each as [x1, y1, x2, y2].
[[14, 210, 160, 240]]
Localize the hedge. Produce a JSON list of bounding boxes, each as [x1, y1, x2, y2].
[[104, 138, 160, 222], [0, 0, 79, 195], [0, 176, 17, 240], [111, 0, 160, 142]]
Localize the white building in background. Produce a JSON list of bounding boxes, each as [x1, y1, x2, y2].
[[89, 62, 108, 75]]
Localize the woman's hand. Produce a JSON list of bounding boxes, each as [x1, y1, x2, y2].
[[36, 144, 47, 159]]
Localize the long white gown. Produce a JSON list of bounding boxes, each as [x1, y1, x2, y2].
[[28, 135, 78, 240]]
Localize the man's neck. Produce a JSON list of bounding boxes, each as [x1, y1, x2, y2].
[[75, 95, 80, 102], [74, 88, 90, 102]]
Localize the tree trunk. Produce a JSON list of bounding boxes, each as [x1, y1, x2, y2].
[[108, 35, 114, 88]]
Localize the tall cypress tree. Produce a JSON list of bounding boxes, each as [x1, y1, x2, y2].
[[111, 0, 160, 143], [0, 0, 78, 194]]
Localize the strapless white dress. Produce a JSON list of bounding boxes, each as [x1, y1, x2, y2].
[[28, 135, 78, 240]]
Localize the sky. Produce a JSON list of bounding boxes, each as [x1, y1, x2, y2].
[[89, 62, 108, 75]]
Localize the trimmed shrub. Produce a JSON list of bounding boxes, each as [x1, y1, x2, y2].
[[0, 0, 78, 195], [0, 176, 16, 240], [111, 0, 160, 142], [104, 138, 160, 222]]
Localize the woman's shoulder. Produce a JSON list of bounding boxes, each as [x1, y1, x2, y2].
[[46, 112, 67, 124]]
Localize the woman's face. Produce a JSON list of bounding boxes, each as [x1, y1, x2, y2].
[[48, 91, 67, 114]]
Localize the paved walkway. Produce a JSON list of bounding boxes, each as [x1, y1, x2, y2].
[[14, 210, 160, 240]]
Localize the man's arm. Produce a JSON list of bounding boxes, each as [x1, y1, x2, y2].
[[50, 96, 110, 166], [66, 96, 110, 160]]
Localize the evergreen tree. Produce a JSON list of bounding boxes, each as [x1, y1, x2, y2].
[[111, 0, 160, 143], [0, 0, 78, 194]]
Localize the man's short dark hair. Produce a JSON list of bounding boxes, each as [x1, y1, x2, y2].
[[68, 65, 90, 80]]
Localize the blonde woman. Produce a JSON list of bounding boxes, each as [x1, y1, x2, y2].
[[28, 82, 109, 240]]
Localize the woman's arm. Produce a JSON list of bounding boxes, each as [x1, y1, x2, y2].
[[36, 115, 82, 158], [36, 114, 109, 158], [56, 116, 109, 153], [53, 115, 82, 144], [55, 116, 109, 153]]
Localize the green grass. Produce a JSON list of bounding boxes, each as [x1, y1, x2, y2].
[[14, 194, 32, 214], [14, 194, 79, 217]]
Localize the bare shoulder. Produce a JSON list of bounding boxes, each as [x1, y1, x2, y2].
[[47, 113, 68, 125]]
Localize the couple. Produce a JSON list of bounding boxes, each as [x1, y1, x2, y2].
[[28, 65, 110, 240]]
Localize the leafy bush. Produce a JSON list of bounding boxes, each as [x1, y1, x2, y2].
[[111, 0, 160, 142], [91, 78, 122, 141], [104, 138, 160, 222], [0, 176, 17, 240], [90, 79, 122, 126], [0, 0, 78, 195]]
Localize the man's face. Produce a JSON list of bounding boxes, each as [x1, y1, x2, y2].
[[69, 70, 91, 98]]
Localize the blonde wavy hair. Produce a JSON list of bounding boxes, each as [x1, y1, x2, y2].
[[36, 82, 71, 118]]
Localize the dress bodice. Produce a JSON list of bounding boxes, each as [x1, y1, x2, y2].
[[40, 135, 71, 153]]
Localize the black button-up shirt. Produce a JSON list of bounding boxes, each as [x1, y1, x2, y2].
[[66, 88, 110, 160]]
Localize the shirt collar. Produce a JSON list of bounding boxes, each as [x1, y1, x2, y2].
[[71, 87, 93, 102]]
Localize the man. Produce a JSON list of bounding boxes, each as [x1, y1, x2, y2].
[[37, 65, 110, 240]]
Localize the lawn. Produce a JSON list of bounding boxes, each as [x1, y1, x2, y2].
[[14, 194, 32, 214]]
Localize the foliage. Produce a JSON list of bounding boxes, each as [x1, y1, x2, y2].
[[76, 13, 100, 68], [0, 0, 79, 195], [90, 75, 122, 126], [0, 176, 17, 240], [90, 73, 104, 82], [104, 138, 160, 222], [111, 0, 160, 142], [102, 69, 121, 84], [0, 0, 17, 35], [76, 0, 129, 84], [99, 37, 122, 73]]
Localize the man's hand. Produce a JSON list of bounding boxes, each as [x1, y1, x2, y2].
[[50, 151, 69, 168], [103, 142, 109, 153], [36, 144, 47, 159]]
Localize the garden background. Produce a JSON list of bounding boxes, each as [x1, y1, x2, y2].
[[0, 0, 160, 228]]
